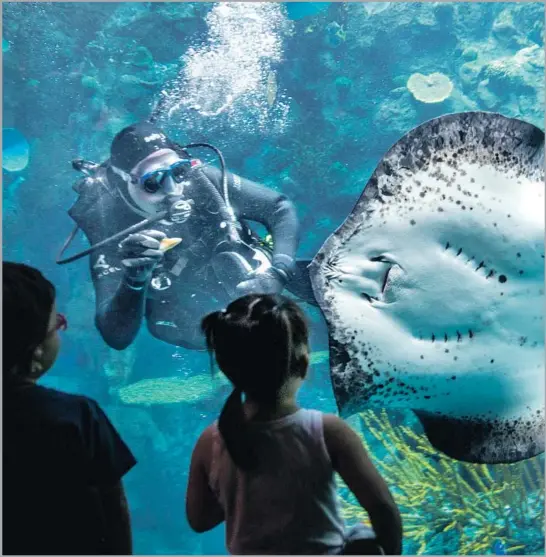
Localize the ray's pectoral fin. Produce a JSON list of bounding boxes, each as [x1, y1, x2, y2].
[[328, 334, 359, 418], [414, 409, 545, 464]]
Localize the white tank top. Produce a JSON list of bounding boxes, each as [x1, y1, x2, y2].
[[208, 408, 347, 555]]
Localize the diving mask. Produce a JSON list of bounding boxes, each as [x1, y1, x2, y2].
[[136, 158, 194, 193]]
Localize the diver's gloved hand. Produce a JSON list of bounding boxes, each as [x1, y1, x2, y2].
[[235, 266, 288, 296], [119, 229, 166, 288]]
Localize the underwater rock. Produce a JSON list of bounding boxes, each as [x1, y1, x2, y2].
[[123, 45, 154, 69], [492, 8, 525, 48], [407, 72, 454, 104], [118, 374, 230, 406], [104, 2, 207, 64], [475, 81, 499, 109], [452, 2, 499, 39], [373, 87, 418, 139], [119, 74, 159, 100], [431, 2, 454, 25], [448, 88, 479, 113], [458, 61, 482, 89], [362, 3, 391, 17], [81, 75, 100, 92], [285, 2, 330, 21], [2, 128, 30, 172], [476, 44, 544, 124], [482, 44, 544, 96], [334, 76, 352, 102], [461, 46, 479, 62]]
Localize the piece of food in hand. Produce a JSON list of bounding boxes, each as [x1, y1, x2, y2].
[[159, 237, 182, 252]]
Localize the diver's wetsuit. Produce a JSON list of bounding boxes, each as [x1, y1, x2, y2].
[[89, 165, 300, 351]]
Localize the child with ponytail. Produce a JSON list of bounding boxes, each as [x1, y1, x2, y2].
[[186, 294, 402, 555]]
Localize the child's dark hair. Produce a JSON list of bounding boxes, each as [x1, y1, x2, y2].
[[3, 262, 56, 378], [201, 294, 309, 471]]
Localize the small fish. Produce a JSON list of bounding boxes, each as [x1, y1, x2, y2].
[[159, 237, 182, 252], [492, 539, 507, 555]]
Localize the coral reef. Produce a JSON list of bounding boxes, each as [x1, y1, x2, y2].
[[104, 345, 137, 389], [118, 373, 230, 406], [337, 410, 545, 555], [309, 350, 329, 366], [406, 72, 454, 104], [2, 128, 30, 171]]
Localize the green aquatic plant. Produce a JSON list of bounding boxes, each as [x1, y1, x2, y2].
[[337, 410, 544, 555]]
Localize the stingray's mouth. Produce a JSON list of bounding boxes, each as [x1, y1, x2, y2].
[[361, 263, 396, 304], [381, 265, 392, 293]]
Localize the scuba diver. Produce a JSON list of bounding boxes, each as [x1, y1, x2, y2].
[[59, 122, 313, 351]]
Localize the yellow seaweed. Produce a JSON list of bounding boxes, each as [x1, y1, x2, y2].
[[338, 409, 544, 555]]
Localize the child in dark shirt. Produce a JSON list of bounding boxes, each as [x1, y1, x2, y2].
[[3, 261, 137, 555]]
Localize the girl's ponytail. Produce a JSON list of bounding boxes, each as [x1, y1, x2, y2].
[[202, 308, 260, 470], [218, 387, 260, 470]]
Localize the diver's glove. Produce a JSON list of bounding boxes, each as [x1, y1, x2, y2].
[[235, 266, 289, 296], [119, 229, 166, 289]]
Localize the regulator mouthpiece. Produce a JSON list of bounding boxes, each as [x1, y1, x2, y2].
[[169, 199, 193, 224]]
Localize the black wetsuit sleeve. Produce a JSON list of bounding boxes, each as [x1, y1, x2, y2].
[[90, 245, 147, 350], [82, 398, 137, 486], [202, 166, 300, 275]]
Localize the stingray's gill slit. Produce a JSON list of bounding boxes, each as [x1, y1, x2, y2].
[[437, 330, 474, 344], [445, 241, 499, 278], [419, 326, 477, 345]]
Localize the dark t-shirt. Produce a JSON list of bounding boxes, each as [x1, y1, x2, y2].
[[3, 382, 137, 555]]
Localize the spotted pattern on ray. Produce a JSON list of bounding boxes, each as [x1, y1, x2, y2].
[[311, 112, 545, 463]]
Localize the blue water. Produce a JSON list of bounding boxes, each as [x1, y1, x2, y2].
[[3, 3, 545, 555]]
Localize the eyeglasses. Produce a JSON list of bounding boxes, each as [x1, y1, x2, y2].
[[54, 313, 68, 332], [136, 159, 193, 194]]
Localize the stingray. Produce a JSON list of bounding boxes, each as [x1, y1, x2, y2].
[[309, 112, 544, 464]]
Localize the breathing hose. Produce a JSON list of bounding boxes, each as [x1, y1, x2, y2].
[[56, 210, 168, 265]]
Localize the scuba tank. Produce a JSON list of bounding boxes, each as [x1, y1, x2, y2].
[[57, 143, 265, 267]]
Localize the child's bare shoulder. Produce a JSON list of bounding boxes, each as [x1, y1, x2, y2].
[[322, 412, 351, 433], [321, 413, 363, 451], [192, 423, 217, 462]]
